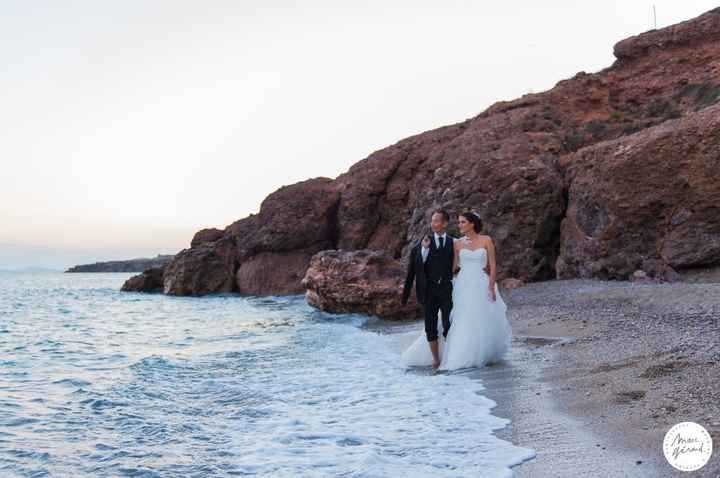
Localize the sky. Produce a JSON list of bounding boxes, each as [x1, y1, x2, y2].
[[2, 0, 717, 270]]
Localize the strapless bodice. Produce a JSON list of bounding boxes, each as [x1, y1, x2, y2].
[[459, 247, 487, 265], [458, 247, 488, 279]]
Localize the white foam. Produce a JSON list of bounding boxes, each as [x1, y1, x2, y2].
[[227, 314, 536, 477]]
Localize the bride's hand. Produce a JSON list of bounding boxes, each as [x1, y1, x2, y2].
[[488, 284, 496, 301]]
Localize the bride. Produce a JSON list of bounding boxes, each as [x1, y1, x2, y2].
[[401, 211, 512, 371]]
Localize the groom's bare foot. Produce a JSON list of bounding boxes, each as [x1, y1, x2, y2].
[[428, 339, 440, 370]]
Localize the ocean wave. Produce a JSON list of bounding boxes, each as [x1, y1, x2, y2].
[[0, 272, 533, 477]]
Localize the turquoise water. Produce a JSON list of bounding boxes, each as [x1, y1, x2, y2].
[[0, 272, 534, 477]]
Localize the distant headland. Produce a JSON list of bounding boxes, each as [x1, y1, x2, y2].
[[66, 254, 175, 273]]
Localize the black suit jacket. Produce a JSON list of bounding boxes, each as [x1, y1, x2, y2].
[[402, 234, 455, 305]]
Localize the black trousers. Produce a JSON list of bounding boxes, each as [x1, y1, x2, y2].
[[424, 280, 452, 342]]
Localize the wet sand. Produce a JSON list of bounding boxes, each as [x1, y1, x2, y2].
[[376, 277, 720, 477], [478, 335, 665, 477]]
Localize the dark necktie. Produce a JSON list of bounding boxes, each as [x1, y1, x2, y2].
[[439, 235, 444, 249]]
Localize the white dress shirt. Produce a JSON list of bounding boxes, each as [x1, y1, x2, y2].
[[421, 232, 447, 262]]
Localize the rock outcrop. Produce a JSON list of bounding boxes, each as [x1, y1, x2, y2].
[[302, 249, 423, 319], [125, 177, 340, 295], [613, 7, 720, 61], [557, 103, 720, 280], [122, 8, 720, 310], [120, 266, 165, 292]]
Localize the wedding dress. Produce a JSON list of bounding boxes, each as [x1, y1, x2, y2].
[[400, 245, 512, 371]]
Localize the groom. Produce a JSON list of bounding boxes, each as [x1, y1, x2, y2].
[[402, 209, 455, 369]]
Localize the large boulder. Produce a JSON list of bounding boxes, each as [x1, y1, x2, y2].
[[120, 265, 166, 293], [556, 103, 720, 279], [235, 249, 317, 295], [225, 177, 341, 294], [123, 177, 341, 296], [302, 249, 422, 320], [225, 176, 340, 254], [163, 235, 239, 295]]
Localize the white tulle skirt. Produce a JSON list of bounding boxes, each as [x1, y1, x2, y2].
[[401, 269, 511, 371]]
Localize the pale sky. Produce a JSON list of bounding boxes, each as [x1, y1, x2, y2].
[[2, 1, 717, 270]]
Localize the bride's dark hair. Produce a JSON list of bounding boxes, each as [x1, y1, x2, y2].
[[460, 210, 483, 233]]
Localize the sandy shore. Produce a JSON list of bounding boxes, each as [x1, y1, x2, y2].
[[375, 277, 719, 477]]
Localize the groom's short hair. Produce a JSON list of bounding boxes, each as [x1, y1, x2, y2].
[[433, 209, 450, 223]]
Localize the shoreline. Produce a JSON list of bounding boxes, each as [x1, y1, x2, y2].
[[478, 334, 661, 477], [372, 278, 719, 477]]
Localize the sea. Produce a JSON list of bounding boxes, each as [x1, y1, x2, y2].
[[0, 271, 536, 477]]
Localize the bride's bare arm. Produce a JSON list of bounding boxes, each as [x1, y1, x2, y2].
[[452, 240, 460, 276], [486, 237, 497, 291]]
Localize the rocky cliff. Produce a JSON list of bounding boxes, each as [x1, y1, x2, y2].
[[123, 8, 720, 307]]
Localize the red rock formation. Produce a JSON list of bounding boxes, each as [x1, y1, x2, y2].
[[557, 103, 720, 279], [236, 250, 315, 295], [163, 235, 238, 295], [326, 7, 720, 285], [302, 249, 423, 319], [120, 266, 165, 293], [122, 8, 720, 305], [124, 177, 339, 295], [191, 228, 224, 247], [613, 7, 720, 62]]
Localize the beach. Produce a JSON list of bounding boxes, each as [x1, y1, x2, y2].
[[2, 272, 718, 476], [382, 277, 719, 477]]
